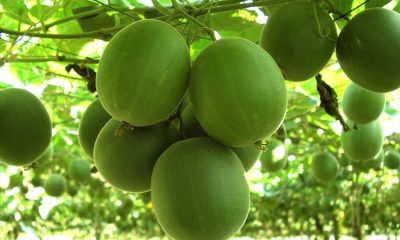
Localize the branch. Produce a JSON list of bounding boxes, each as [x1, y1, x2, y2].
[[1, 56, 99, 64], [0, 25, 125, 39], [29, 6, 110, 32], [0, 0, 297, 40]]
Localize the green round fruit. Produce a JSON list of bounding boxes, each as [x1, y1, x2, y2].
[[97, 19, 190, 126], [232, 144, 261, 172], [31, 176, 42, 187], [259, 1, 337, 81], [0, 88, 52, 166], [94, 119, 171, 192], [336, 8, 400, 92], [341, 120, 383, 161], [384, 150, 400, 170], [44, 174, 66, 197], [67, 185, 78, 197], [260, 139, 287, 172], [363, 149, 384, 170], [342, 82, 385, 124], [68, 159, 91, 181], [181, 104, 208, 138], [180, 105, 260, 171], [190, 37, 287, 147], [78, 99, 111, 159], [312, 152, 339, 183], [152, 138, 250, 240]]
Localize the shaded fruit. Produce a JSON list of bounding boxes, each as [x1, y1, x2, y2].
[[384, 150, 400, 170], [44, 174, 66, 197], [67, 185, 78, 197], [0, 88, 52, 166], [342, 82, 385, 124], [336, 8, 400, 92], [152, 138, 250, 240], [97, 19, 190, 126], [312, 152, 339, 183], [362, 149, 384, 170], [68, 159, 91, 181], [78, 99, 111, 159], [94, 119, 171, 192], [260, 139, 287, 172], [181, 104, 208, 138], [260, 1, 337, 81], [341, 120, 383, 161], [31, 176, 42, 187], [190, 37, 287, 147], [232, 144, 261, 171], [180, 103, 261, 171], [338, 153, 350, 167]]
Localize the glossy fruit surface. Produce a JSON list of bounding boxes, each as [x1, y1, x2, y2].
[[342, 82, 385, 124], [97, 19, 190, 126], [0, 88, 52, 166], [337, 8, 400, 92], [94, 119, 171, 192], [152, 138, 250, 240], [190, 37, 287, 147], [78, 99, 111, 159], [341, 120, 383, 161], [312, 152, 339, 183], [260, 1, 337, 81]]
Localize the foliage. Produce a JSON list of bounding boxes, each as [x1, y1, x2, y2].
[[0, 0, 400, 239]]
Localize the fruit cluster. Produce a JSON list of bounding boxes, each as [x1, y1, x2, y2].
[[78, 2, 400, 239], [79, 16, 287, 239]]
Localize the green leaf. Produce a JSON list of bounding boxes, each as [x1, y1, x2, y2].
[[331, 0, 354, 13], [0, 0, 34, 25], [210, 10, 263, 42], [365, 0, 391, 8]]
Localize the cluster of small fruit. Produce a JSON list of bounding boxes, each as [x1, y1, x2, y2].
[[77, 9, 293, 240], [260, 2, 400, 184]]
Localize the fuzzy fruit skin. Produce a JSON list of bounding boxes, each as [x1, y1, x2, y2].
[[341, 120, 383, 162], [312, 152, 339, 183], [44, 174, 66, 197], [190, 37, 287, 147], [384, 150, 400, 170], [0, 88, 52, 166], [260, 139, 287, 172], [97, 19, 190, 126], [68, 159, 91, 181], [342, 82, 385, 124], [336, 8, 400, 93], [259, 1, 337, 81], [94, 119, 171, 193], [151, 138, 249, 240], [78, 99, 111, 159]]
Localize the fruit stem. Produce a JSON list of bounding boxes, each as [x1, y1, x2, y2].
[[315, 74, 350, 132]]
